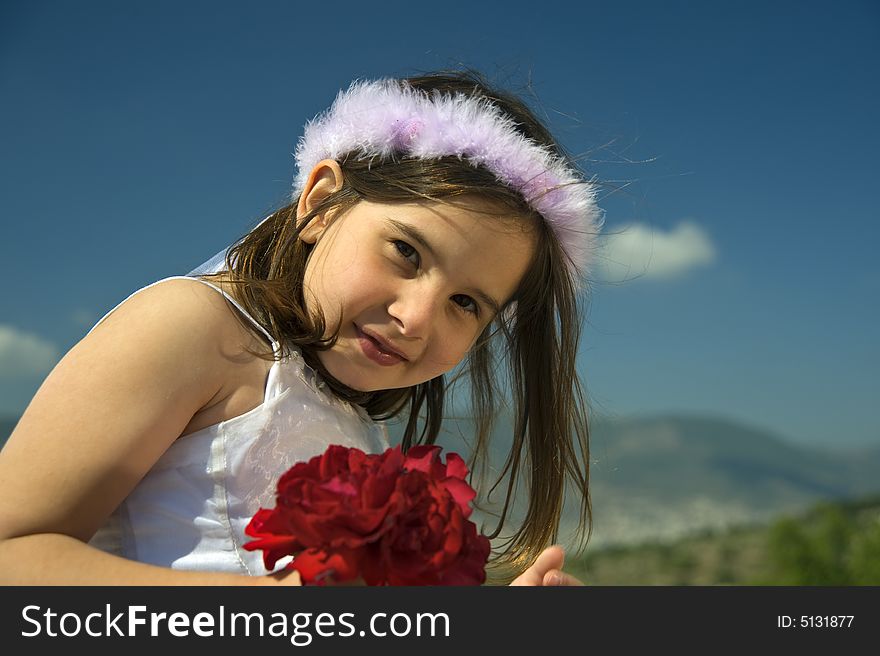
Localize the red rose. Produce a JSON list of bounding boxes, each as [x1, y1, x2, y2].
[[362, 466, 491, 585], [244, 444, 491, 585], [244, 445, 404, 573]]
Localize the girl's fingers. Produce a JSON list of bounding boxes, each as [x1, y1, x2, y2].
[[542, 569, 584, 586], [509, 545, 566, 586], [532, 545, 566, 573]]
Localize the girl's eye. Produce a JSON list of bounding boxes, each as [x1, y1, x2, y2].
[[452, 294, 479, 316], [393, 240, 420, 267]]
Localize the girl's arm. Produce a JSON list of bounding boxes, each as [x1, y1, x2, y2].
[[0, 533, 302, 585], [0, 279, 298, 586]]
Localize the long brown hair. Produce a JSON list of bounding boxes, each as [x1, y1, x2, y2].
[[211, 70, 594, 583]]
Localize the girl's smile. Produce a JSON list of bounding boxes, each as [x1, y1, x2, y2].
[[298, 195, 536, 392], [355, 323, 409, 366]]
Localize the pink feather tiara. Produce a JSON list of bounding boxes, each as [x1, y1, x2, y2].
[[293, 78, 603, 282]]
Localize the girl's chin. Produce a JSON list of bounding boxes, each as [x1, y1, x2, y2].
[[315, 348, 391, 393], [316, 340, 438, 393]]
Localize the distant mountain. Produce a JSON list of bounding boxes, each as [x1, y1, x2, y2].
[[388, 412, 880, 549], [580, 414, 880, 547]]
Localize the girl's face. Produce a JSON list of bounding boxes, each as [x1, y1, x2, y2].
[[299, 197, 536, 392]]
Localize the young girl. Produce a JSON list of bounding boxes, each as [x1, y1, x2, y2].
[[0, 70, 601, 586]]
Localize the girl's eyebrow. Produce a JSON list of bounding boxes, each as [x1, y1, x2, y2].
[[383, 217, 502, 316]]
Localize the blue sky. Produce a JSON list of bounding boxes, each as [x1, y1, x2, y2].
[[1, 0, 878, 448]]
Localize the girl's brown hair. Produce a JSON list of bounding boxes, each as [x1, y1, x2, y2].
[[210, 70, 593, 583]]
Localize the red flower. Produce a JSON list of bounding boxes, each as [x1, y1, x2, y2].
[[244, 444, 490, 585], [364, 467, 490, 585]]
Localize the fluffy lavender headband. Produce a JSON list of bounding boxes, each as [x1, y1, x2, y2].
[[293, 78, 603, 282]]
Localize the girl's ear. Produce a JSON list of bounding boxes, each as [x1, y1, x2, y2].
[[297, 159, 345, 243]]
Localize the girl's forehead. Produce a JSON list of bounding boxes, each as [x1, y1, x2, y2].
[[357, 197, 536, 237]]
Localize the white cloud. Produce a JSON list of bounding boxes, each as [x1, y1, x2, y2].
[[596, 220, 717, 283], [0, 325, 60, 380]]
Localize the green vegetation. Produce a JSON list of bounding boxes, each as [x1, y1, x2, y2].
[[566, 494, 880, 585]]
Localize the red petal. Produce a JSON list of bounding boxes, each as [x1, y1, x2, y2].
[[241, 535, 300, 570], [292, 548, 363, 585], [402, 445, 441, 474], [441, 478, 477, 517], [444, 452, 469, 480]]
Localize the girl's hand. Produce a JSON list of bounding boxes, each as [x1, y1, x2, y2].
[[509, 545, 584, 586], [262, 568, 303, 586], [263, 568, 366, 586]]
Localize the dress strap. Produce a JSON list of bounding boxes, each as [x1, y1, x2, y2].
[[86, 276, 279, 352], [185, 277, 277, 348]]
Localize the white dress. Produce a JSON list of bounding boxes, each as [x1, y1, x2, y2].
[[87, 276, 390, 575]]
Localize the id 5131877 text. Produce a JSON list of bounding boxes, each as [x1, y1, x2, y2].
[[777, 615, 854, 629]]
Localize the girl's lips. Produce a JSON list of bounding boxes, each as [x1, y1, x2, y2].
[[355, 325, 406, 367]]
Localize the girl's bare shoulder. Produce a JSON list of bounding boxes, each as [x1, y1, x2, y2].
[[0, 277, 262, 541], [87, 275, 277, 436], [93, 276, 254, 349]]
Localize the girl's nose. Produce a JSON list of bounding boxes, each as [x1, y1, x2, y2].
[[387, 282, 443, 339]]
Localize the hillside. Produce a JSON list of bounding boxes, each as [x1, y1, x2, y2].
[[579, 414, 880, 547], [564, 494, 880, 585]]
